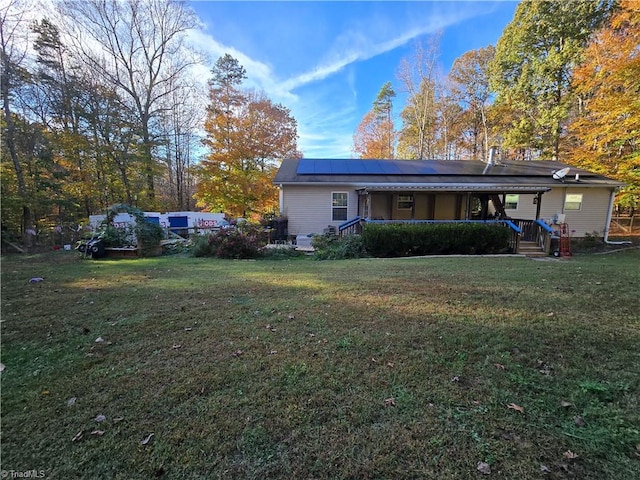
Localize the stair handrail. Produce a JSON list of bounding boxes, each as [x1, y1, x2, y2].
[[534, 219, 554, 254]]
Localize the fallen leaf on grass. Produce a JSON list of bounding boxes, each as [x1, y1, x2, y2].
[[0, 363, 5, 374], [574, 415, 586, 427], [91, 430, 105, 437], [383, 397, 396, 407], [94, 337, 105, 343], [172, 344, 182, 349], [560, 400, 572, 408], [540, 464, 551, 474], [494, 363, 505, 370], [507, 403, 524, 414], [94, 414, 106, 422], [141, 433, 154, 445], [72, 431, 84, 442], [287, 314, 295, 320], [232, 350, 243, 357], [386, 362, 394, 368], [563, 450, 579, 460], [67, 397, 77, 407], [477, 461, 491, 475]]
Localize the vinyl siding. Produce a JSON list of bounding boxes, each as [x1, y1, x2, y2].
[[504, 187, 614, 237], [281, 185, 358, 236]]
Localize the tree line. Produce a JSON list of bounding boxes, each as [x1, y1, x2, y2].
[[353, 0, 638, 210], [1, 0, 638, 250], [1, 0, 300, 249]]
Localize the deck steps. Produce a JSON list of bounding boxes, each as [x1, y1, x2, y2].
[[518, 240, 547, 257]]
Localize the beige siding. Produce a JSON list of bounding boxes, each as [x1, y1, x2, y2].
[[370, 193, 391, 220], [504, 187, 614, 237], [434, 194, 458, 220], [281, 185, 358, 236]]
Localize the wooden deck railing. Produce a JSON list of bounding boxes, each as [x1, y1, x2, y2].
[[511, 218, 554, 254], [338, 216, 363, 236]]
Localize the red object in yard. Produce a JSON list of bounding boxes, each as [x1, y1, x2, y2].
[[558, 223, 572, 257], [53, 245, 61, 250]]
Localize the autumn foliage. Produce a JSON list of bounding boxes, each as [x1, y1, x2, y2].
[[566, 0, 640, 208]]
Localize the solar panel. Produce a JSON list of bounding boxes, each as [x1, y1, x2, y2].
[[296, 158, 441, 175]]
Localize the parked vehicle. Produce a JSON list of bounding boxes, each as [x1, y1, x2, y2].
[[76, 236, 106, 259]]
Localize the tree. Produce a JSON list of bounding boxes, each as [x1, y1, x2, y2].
[[566, 0, 640, 210], [435, 85, 464, 161], [1, 0, 35, 246], [60, 0, 199, 206], [490, 0, 612, 160], [396, 36, 441, 159], [156, 78, 204, 211], [449, 46, 495, 161], [353, 82, 396, 158], [31, 18, 96, 218], [196, 55, 300, 219]]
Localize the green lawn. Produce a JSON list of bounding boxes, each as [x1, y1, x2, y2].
[[1, 251, 639, 479]]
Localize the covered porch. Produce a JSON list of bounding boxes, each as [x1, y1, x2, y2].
[[340, 187, 555, 255]]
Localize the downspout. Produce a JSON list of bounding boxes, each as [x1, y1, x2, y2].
[[604, 187, 631, 245]]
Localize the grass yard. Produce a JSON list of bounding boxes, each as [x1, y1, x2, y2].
[[1, 250, 639, 479]]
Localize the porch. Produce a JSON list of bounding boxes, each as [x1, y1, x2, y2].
[[338, 217, 554, 256], [337, 188, 553, 256]]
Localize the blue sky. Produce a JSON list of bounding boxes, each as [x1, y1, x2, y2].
[[189, 1, 519, 159]]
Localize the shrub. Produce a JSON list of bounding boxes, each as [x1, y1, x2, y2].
[[361, 222, 511, 257], [96, 204, 163, 256], [311, 234, 368, 260], [192, 223, 267, 259]]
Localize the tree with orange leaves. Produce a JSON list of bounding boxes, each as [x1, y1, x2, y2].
[[196, 55, 300, 219], [353, 82, 396, 159], [566, 0, 639, 209]]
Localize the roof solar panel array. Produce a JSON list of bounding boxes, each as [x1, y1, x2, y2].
[[296, 159, 438, 175]]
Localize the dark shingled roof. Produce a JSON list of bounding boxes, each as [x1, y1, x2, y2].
[[273, 158, 624, 192]]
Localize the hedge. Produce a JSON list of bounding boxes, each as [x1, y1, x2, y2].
[[361, 222, 512, 257]]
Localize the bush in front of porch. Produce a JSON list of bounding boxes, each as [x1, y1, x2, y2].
[[361, 222, 511, 257]]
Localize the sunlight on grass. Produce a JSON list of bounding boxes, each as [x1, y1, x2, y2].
[[1, 251, 638, 479]]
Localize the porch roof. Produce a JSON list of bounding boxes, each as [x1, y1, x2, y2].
[[356, 184, 551, 194], [273, 158, 625, 190]]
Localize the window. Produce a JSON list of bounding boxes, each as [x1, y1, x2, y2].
[[397, 194, 413, 210], [565, 193, 583, 211], [332, 192, 348, 221], [504, 194, 519, 209]]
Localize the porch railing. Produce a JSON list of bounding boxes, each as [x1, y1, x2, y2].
[[511, 218, 554, 254], [338, 216, 363, 236]]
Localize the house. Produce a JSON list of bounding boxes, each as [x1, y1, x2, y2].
[[273, 157, 624, 253]]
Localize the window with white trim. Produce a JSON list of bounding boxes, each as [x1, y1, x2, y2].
[[564, 193, 583, 211], [332, 192, 348, 221], [504, 194, 519, 209], [397, 194, 414, 210]]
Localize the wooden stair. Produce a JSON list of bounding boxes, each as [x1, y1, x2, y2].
[[518, 240, 547, 257]]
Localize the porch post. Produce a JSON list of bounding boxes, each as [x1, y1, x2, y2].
[[535, 192, 542, 220], [465, 193, 471, 220]]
